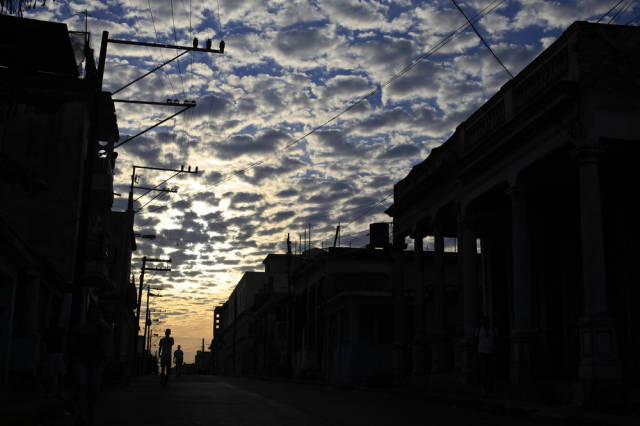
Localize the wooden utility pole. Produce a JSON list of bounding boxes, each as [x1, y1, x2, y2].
[[134, 257, 170, 374], [97, 30, 225, 149], [286, 233, 293, 376]]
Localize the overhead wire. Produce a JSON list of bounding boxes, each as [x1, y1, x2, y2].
[[597, 0, 625, 23], [133, 0, 506, 228], [608, 0, 634, 23], [451, 0, 513, 78], [172, 0, 507, 199], [135, 171, 181, 202], [624, 11, 640, 24], [135, 0, 508, 257], [170, 0, 187, 99], [145, 0, 178, 95]]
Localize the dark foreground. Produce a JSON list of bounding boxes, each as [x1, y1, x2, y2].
[[92, 375, 635, 426]]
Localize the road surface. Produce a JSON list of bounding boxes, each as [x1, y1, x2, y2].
[[92, 375, 616, 426]]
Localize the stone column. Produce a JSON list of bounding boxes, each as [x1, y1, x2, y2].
[[431, 225, 449, 373], [507, 184, 534, 383], [23, 272, 41, 335], [391, 243, 407, 381], [574, 147, 620, 382], [412, 235, 427, 382], [459, 217, 477, 383]]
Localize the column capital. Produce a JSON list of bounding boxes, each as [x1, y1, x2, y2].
[[413, 234, 424, 252], [458, 215, 476, 228], [505, 183, 528, 197], [571, 146, 604, 163], [392, 235, 407, 251]]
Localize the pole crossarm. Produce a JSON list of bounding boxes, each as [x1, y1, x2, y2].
[[144, 267, 172, 272], [133, 186, 177, 193], [113, 99, 196, 107], [140, 257, 172, 263], [134, 164, 200, 173], [114, 106, 191, 149], [107, 37, 225, 54]]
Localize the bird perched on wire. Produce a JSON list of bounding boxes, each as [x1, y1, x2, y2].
[[193, 37, 198, 48], [219, 40, 225, 53], [205, 39, 212, 50]]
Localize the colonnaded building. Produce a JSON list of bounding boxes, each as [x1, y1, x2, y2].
[[386, 21, 640, 403]]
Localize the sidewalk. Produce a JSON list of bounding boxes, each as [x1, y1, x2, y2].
[[238, 374, 640, 426], [0, 393, 70, 426]]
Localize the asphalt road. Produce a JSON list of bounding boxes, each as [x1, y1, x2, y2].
[[92, 375, 622, 426]]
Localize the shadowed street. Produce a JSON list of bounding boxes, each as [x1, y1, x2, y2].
[[93, 375, 621, 426]]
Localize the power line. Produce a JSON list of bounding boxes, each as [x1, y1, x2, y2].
[[217, 0, 223, 36], [624, 11, 640, 24], [173, 0, 507, 199], [608, 0, 634, 23], [134, 0, 507, 247], [137, 190, 169, 213], [597, 0, 625, 23], [170, 0, 187, 99], [451, 0, 513, 79], [343, 193, 394, 230], [135, 171, 181, 202], [146, 0, 178, 95]]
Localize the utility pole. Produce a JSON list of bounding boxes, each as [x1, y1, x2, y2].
[[128, 164, 200, 214], [143, 285, 151, 352], [97, 30, 225, 150], [134, 256, 171, 374], [286, 233, 293, 377]]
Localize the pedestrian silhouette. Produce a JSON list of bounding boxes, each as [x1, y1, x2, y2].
[[44, 314, 66, 398], [174, 345, 184, 377], [159, 329, 174, 386], [475, 315, 498, 395]]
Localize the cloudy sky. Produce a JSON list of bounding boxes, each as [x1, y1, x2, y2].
[[23, 0, 639, 361]]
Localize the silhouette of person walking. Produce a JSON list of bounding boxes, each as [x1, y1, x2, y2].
[[159, 329, 174, 386], [475, 315, 498, 395], [44, 314, 66, 398], [174, 345, 184, 377]]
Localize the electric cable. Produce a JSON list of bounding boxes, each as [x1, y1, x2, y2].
[[175, 0, 507, 199], [134, 0, 507, 231], [135, 171, 181, 202], [608, 0, 634, 23], [170, 0, 187, 99], [146, 0, 178, 95], [451, 0, 513, 78], [624, 11, 640, 24], [597, 0, 625, 23]]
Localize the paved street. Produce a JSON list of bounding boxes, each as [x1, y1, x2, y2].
[[92, 375, 612, 426]]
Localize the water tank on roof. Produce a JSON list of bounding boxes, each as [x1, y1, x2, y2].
[[369, 223, 389, 248]]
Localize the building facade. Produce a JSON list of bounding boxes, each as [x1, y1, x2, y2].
[[0, 14, 125, 396], [386, 21, 640, 403]]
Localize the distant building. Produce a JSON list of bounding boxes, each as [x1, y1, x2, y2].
[[386, 21, 640, 403], [217, 272, 266, 375], [212, 226, 460, 386]]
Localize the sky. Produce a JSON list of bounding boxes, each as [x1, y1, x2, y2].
[[20, 0, 640, 362]]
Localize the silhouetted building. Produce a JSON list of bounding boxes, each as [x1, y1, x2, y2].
[[101, 211, 137, 383], [218, 272, 265, 375], [0, 15, 119, 396], [250, 254, 293, 377], [212, 227, 462, 386], [386, 21, 640, 404]]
